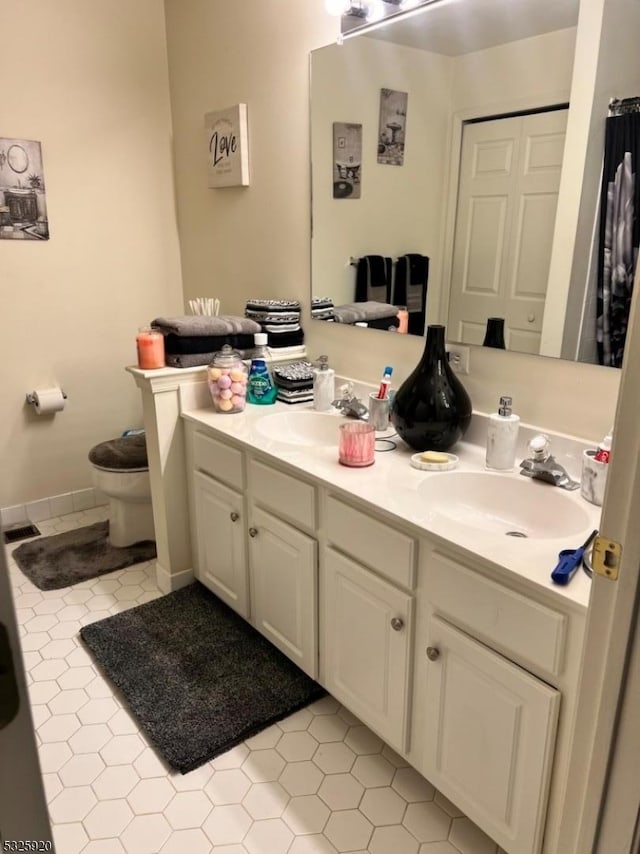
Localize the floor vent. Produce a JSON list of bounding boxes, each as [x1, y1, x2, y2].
[[3, 523, 41, 544]]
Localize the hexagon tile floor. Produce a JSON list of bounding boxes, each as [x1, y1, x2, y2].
[[6, 507, 507, 854]]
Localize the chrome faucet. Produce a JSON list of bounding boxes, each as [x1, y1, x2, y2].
[[519, 435, 580, 490], [332, 382, 369, 420]]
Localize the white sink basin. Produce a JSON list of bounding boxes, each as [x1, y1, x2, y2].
[[255, 410, 342, 447], [417, 471, 590, 539]]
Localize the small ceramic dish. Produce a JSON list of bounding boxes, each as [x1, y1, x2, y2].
[[410, 452, 459, 472]]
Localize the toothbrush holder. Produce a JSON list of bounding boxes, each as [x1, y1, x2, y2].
[[581, 449, 608, 506], [368, 392, 390, 432]]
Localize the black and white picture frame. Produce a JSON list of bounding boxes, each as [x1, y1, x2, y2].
[[332, 122, 362, 199], [377, 89, 408, 166], [0, 138, 49, 240]]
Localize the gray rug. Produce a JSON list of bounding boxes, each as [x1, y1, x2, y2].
[[80, 582, 326, 773], [12, 521, 156, 591]]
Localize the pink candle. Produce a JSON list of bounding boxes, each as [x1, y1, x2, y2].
[[136, 327, 165, 369]]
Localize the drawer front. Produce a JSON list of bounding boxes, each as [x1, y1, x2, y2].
[[193, 430, 244, 491], [325, 495, 416, 589], [427, 551, 566, 679], [249, 459, 316, 530]]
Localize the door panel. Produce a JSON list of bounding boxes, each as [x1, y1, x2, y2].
[[322, 547, 413, 752], [249, 505, 317, 678], [423, 616, 560, 854], [448, 109, 568, 352], [193, 471, 248, 617]]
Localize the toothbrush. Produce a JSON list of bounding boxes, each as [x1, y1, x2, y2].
[[376, 366, 393, 399]]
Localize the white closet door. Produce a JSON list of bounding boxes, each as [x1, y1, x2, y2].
[[448, 109, 568, 353]]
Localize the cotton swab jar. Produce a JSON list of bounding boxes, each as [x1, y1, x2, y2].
[[339, 422, 375, 467]]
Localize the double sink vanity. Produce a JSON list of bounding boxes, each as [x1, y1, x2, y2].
[[130, 365, 600, 854]]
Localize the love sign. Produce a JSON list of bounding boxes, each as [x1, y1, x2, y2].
[[205, 104, 250, 188]]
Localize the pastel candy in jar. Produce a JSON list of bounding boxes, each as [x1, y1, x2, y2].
[[207, 346, 248, 413]]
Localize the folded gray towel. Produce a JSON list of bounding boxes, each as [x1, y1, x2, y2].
[[152, 315, 261, 337], [333, 301, 399, 324]]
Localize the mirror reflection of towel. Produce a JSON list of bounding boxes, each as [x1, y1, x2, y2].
[[355, 255, 392, 303], [393, 254, 429, 336]]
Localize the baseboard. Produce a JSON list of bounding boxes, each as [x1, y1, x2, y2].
[[1, 487, 109, 528], [155, 561, 195, 594]]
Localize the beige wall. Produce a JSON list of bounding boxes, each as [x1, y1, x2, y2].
[[311, 38, 452, 313], [0, 0, 183, 508], [165, 0, 619, 442]]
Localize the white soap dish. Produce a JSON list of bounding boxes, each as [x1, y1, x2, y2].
[[410, 452, 459, 472]]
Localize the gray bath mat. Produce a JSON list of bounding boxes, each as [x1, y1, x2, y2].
[[80, 582, 326, 773], [12, 521, 156, 591]]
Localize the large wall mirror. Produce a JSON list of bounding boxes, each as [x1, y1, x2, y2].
[[309, 0, 610, 364]]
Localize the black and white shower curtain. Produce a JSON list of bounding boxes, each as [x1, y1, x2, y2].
[[596, 108, 640, 368]]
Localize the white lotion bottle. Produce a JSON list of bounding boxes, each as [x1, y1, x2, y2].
[[313, 355, 335, 411], [486, 395, 520, 471]]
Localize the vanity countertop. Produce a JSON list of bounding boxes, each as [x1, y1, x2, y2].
[[180, 385, 600, 612]]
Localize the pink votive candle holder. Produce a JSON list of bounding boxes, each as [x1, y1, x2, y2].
[[339, 421, 375, 467]]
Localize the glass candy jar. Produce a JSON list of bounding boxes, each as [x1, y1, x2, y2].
[[207, 345, 248, 413]]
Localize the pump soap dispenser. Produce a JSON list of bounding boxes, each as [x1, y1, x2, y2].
[[486, 395, 520, 471], [313, 355, 335, 411]]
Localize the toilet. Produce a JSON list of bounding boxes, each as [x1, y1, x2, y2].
[[88, 434, 155, 548]]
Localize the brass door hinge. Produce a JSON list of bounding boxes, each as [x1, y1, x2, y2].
[[592, 535, 622, 580]]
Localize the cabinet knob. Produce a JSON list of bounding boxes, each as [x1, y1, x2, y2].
[[426, 646, 440, 661], [249, 527, 258, 538], [230, 511, 239, 522], [390, 617, 404, 631]]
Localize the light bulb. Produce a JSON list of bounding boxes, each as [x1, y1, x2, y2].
[[325, 0, 350, 15]]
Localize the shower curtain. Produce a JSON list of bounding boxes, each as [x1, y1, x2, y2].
[[596, 107, 640, 368]]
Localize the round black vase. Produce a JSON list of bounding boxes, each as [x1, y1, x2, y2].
[[391, 325, 472, 452], [483, 317, 506, 349]]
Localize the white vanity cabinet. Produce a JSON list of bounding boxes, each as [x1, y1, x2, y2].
[[186, 423, 319, 679], [422, 616, 559, 854], [413, 548, 581, 854], [320, 494, 416, 754], [246, 459, 318, 679], [182, 412, 588, 854], [191, 434, 249, 618]]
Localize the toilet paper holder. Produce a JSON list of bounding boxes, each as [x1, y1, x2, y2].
[[25, 390, 67, 405]]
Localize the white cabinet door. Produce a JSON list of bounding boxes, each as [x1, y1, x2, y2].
[[423, 616, 560, 854], [322, 547, 414, 753], [248, 505, 318, 679], [193, 470, 249, 618]]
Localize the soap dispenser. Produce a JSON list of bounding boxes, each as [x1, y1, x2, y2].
[[486, 395, 520, 471], [313, 355, 335, 411]]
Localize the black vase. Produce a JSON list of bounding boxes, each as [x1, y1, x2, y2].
[[483, 317, 506, 349], [391, 325, 472, 452]]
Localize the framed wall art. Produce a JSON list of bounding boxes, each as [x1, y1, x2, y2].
[[0, 138, 49, 240], [205, 104, 250, 188], [377, 89, 408, 166], [332, 122, 362, 199]]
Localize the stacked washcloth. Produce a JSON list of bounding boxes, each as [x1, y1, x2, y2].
[[152, 315, 261, 368], [273, 361, 315, 404], [333, 301, 400, 330], [311, 297, 335, 322], [245, 299, 304, 348]]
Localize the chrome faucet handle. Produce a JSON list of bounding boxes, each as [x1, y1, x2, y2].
[[528, 434, 550, 461], [338, 381, 354, 399]]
